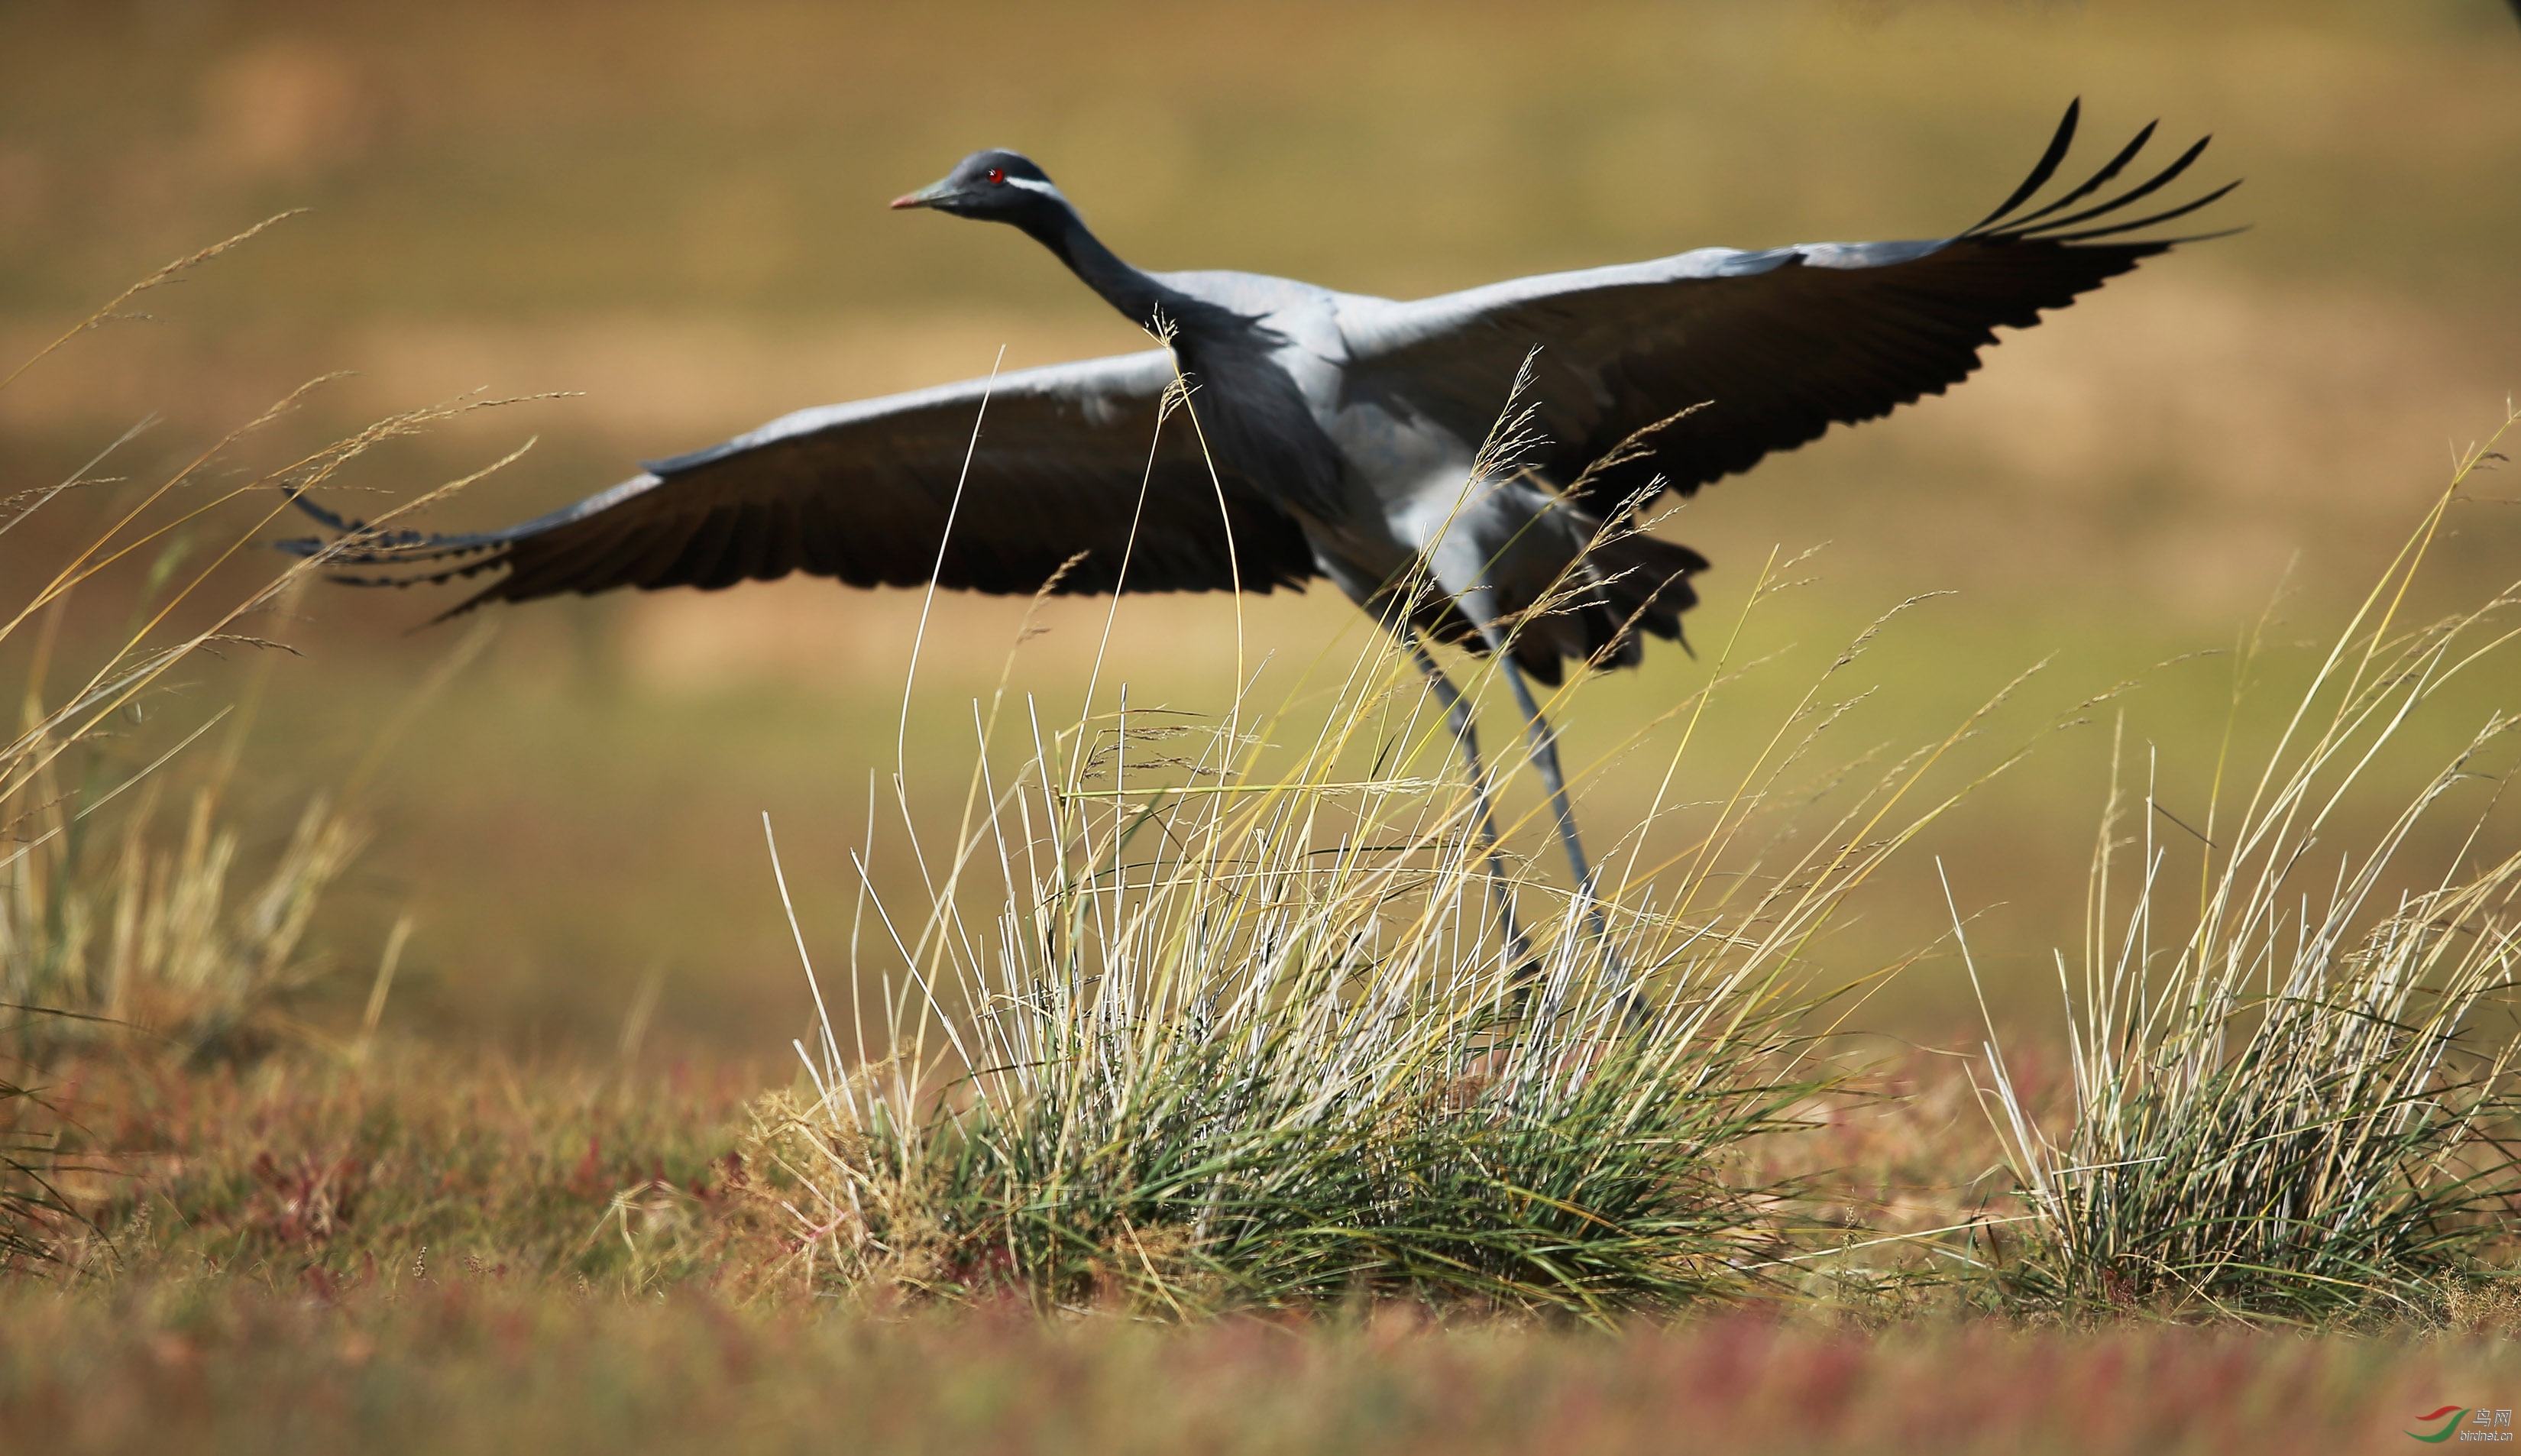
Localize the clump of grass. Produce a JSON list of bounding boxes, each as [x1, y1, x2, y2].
[[754, 426, 2027, 1318], [1972, 413, 2521, 1321], [1, 218, 533, 1067], [2, 780, 367, 1063], [758, 899, 1804, 1322]]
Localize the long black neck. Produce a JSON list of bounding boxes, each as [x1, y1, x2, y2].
[[1015, 203, 1183, 332], [1011, 196, 1341, 524]]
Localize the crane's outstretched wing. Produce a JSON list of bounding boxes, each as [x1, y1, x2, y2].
[[278, 350, 1319, 611], [1336, 102, 2238, 514]]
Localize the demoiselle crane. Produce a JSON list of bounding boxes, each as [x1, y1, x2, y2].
[[284, 101, 2234, 966]]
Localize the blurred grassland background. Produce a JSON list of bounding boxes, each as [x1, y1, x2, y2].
[[3, 0, 2518, 1059]]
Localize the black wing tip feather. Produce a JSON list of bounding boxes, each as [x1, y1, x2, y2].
[[1965, 105, 2239, 248], [270, 487, 516, 591], [1964, 98, 2080, 235]]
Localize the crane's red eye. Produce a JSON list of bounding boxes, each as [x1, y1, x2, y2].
[[986, 167, 1005, 184]]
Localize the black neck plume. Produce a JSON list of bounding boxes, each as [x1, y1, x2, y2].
[[1015, 203, 1179, 332]]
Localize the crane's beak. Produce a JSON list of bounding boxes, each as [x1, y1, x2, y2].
[[889, 179, 955, 210]]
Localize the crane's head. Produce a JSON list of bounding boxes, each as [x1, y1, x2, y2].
[[890, 150, 1069, 222]]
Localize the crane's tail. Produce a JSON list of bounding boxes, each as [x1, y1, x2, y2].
[[1587, 529, 1706, 647], [1500, 526, 1707, 688]]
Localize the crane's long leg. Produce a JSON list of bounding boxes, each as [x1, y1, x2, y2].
[[1485, 639, 1651, 1020], [1483, 637, 1598, 905], [1406, 639, 1536, 976], [1481, 633, 1645, 964], [1422, 626, 1648, 1023]]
